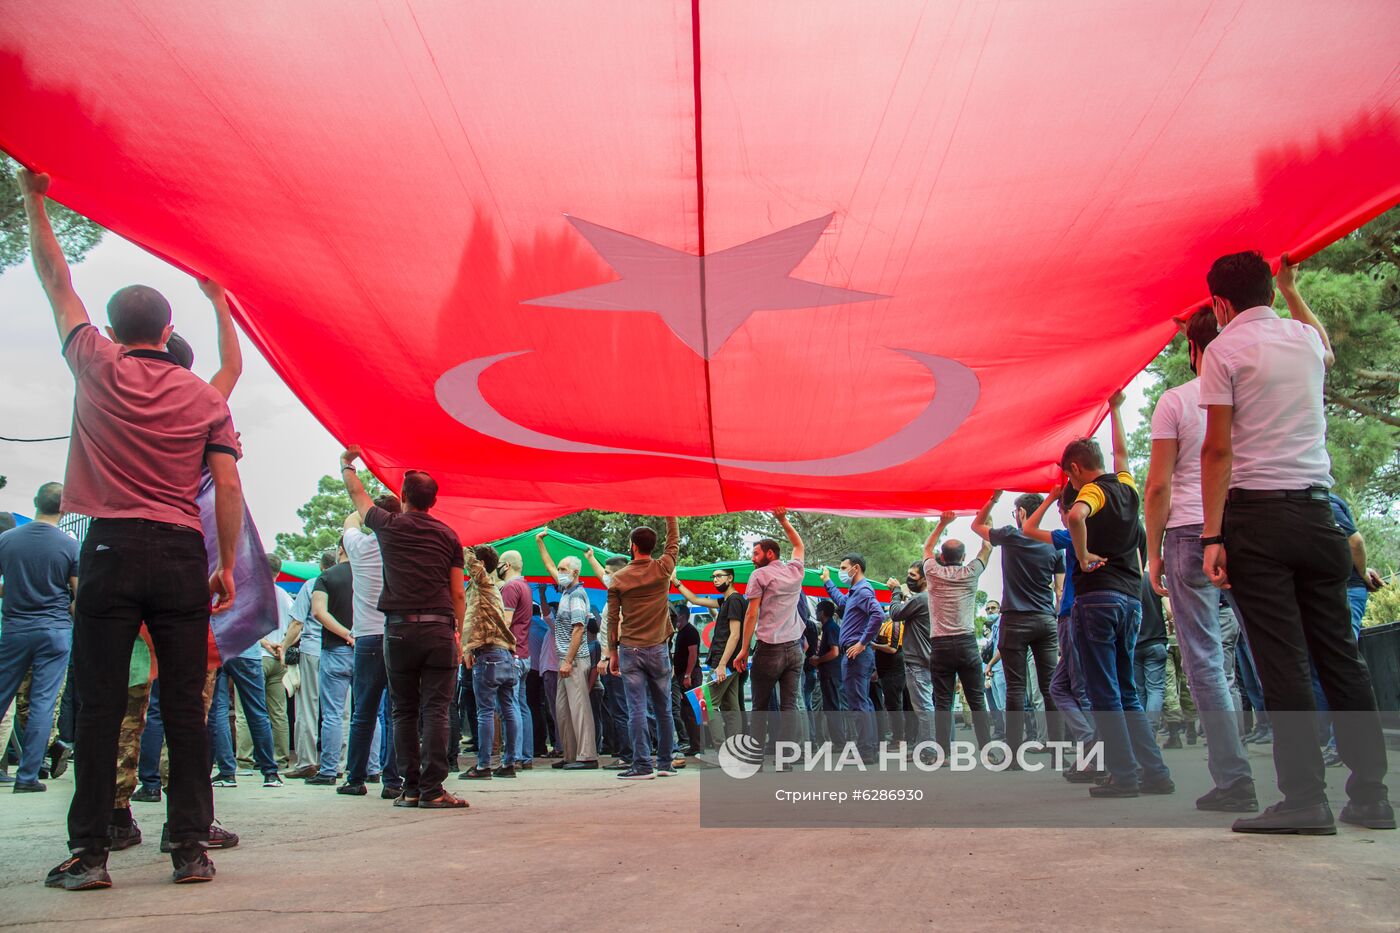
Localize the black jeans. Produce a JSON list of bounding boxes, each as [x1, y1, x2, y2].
[[999, 610, 1062, 751], [929, 633, 991, 750], [875, 661, 907, 743], [748, 640, 804, 749], [346, 635, 398, 786], [670, 675, 704, 753], [1224, 497, 1388, 807], [68, 519, 213, 852], [384, 618, 457, 800]]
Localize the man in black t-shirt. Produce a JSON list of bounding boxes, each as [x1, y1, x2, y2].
[[669, 605, 703, 755], [675, 568, 745, 746], [308, 549, 355, 783], [339, 448, 466, 810]]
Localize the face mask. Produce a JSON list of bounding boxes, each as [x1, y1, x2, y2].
[[715, 581, 730, 593], [838, 570, 852, 586], [905, 576, 919, 590], [496, 567, 507, 579], [557, 573, 574, 588], [601, 574, 612, 588]]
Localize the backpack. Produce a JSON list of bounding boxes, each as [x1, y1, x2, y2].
[[875, 618, 903, 650]]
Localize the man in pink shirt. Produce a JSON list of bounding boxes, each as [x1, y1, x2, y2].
[[19, 169, 245, 890]]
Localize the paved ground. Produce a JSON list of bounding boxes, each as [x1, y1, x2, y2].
[[1, 743, 1396, 931]]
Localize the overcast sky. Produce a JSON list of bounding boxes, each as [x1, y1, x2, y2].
[[1, 232, 1150, 599]]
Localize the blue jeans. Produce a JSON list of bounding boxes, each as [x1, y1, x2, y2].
[[513, 657, 533, 764], [139, 679, 164, 790], [840, 647, 877, 758], [1133, 642, 1168, 726], [0, 626, 73, 784], [316, 643, 354, 777], [1235, 627, 1267, 719], [346, 635, 398, 786], [1163, 526, 1252, 788], [985, 666, 1006, 739], [905, 659, 934, 745], [1049, 611, 1095, 745], [1074, 590, 1170, 786], [472, 646, 521, 769], [210, 657, 279, 778], [620, 644, 673, 772]]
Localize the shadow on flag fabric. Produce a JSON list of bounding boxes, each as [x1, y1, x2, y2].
[[196, 471, 276, 662], [2, 3, 1398, 541], [687, 682, 712, 725]]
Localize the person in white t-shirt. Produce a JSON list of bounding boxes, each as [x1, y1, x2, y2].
[[1144, 307, 1255, 813], [1198, 252, 1390, 835]]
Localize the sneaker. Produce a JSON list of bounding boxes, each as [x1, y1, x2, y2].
[[1140, 776, 1176, 795], [171, 848, 216, 884], [381, 785, 403, 800], [304, 773, 337, 785], [211, 775, 237, 788], [109, 820, 142, 851], [1196, 779, 1259, 813], [493, 766, 517, 779], [337, 782, 368, 796], [617, 765, 656, 781], [13, 780, 47, 793], [44, 854, 111, 891], [161, 822, 239, 853], [263, 774, 284, 788], [1338, 799, 1396, 830], [420, 790, 469, 809], [48, 741, 72, 780], [458, 766, 493, 780], [0, 770, 15, 784], [1089, 779, 1140, 798], [672, 756, 689, 769], [1248, 726, 1273, 745], [1321, 747, 1344, 768], [1232, 801, 1335, 835], [131, 785, 162, 803], [656, 763, 678, 777]]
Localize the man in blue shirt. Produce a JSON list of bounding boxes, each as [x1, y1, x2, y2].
[[0, 483, 79, 792], [822, 554, 885, 761]]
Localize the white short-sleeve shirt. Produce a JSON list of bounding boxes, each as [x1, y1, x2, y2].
[[342, 526, 388, 637], [1150, 378, 1205, 527], [1198, 305, 1332, 490]]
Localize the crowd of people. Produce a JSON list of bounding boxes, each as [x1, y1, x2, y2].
[[0, 166, 1393, 894]]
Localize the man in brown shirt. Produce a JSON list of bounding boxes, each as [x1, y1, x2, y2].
[[605, 517, 679, 780], [459, 545, 522, 780]]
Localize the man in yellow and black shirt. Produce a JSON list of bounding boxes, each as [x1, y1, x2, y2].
[[1060, 393, 1173, 800]]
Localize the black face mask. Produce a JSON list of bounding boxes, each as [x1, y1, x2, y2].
[[715, 581, 730, 593], [906, 576, 921, 590], [496, 567, 507, 580]]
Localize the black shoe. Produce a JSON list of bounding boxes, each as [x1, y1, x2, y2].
[[604, 759, 631, 770], [617, 765, 656, 781], [262, 774, 284, 788], [1140, 776, 1176, 795], [109, 819, 142, 851], [393, 794, 420, 808], [171, 848, 216, 884], [551, 760, 569, 769], [13, 780, 47, 793], [131, 785, 162, 804], [493, 766, 517, 778], [207, 821, 239, 849], [420, 790, 469, 809], [1161, 728, 1183, 750], [45, 854, 111, 891], [1231, 801, 1336, 835], [1339, 799, 1396, 830], [563, 760, 599, 771], [48, 741, 72, 780], [304, 773, 337, 785], [1063, 765, 1102, 784], [1196, 779, 1259, 813], [337, 782, 368, 796], [458, 767, 493, 780], [381, 785, 403, 800], [1089, 779, 1140, 798]]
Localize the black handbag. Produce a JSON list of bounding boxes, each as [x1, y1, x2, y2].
[[283, 646, 301, 666]]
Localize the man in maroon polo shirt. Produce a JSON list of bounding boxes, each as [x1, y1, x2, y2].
[[18, 169, 245, 890]]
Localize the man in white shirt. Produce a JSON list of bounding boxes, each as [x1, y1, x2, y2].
[[735, 509, 806, 752], [338, 499, 401, 797], [1199, 252, 1390, 834], [283, 552, 332, 778], [1144, 307, 1255, 813]]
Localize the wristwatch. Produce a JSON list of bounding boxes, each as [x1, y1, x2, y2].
[[1199, 534, 1224, 547]]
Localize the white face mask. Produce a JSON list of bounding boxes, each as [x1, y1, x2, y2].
[[838, 570, 852, 585], [602, 574, 612, 588], [557, 573, 574, 588]]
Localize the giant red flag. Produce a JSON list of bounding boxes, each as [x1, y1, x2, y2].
[[2, 1, 1397, 540]]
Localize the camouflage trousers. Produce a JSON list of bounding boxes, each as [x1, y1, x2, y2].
[[114, 669, 219, 808]]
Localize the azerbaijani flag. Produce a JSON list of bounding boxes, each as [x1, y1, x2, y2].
[[686, 682, 711, 724]]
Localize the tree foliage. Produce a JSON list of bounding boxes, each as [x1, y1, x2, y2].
[[1126, 207, 1399, 622], [274, 471, 388, 560], [1, 156, 106, 273]]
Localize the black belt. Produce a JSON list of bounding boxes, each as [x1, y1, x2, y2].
[[387, 613, 455, 624], [757, 638, 802, 648], [1227, 487, 1329, 503]]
